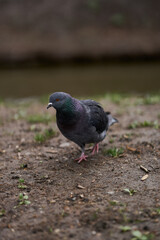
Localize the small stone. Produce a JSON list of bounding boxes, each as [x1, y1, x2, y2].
[[60, 142, 70, 148], [54, 229, 60, 233], [140, 165, 149, 173], [80, 194, 84, 198], [62, 156, 68, 161], [107, 191, 114, 195], [20, 138, 26, 145], [0, 149, 6, 154], [18, 152, 22, 160], [25, 152, 31, 156], [141, 174, 149, 181], [77, 184, 85, 189], [46, 149, 58, 154]]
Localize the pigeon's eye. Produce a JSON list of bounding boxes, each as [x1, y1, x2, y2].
[[56, 98, 60, 102]]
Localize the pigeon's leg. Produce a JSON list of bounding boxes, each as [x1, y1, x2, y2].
[[75, 152, 88, 163], [91, 143, 99, 155], [75, 147, 88, 163]]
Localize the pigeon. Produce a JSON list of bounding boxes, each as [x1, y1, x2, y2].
[[47, 92, 118, 163]]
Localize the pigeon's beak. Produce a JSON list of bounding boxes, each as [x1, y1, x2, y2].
[[114, 118, 119, 124], [47, 103, 53, 109]]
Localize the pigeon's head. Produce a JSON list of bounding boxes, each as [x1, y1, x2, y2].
[[47, 92, 72, 110]]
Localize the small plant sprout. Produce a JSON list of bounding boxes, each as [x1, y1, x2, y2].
[[109, 200, 119, 206], [20, 163, 28, 169], [109, 138, 114, 144], [30, 124, 37, 131], [0, 209, 5, 217], [19, 178, 25, 183], [128, 121, 139, 129], [18, 178, 27, 189], [140, 120, 159, 129], [155, 208, 160, 214], [34, 133, 46, 143], [44, 128, 55, 138], [135, 94, 160, 105], [27, 114, 53, 124], [18, 185, 27, 189], [128, 121, 159, 129], [19, 193, 31, 205], [123, 188, 136, 196], [119, 225, 131, 232], [34, 128, 55, 143], [143, 95, 160, 105], [131, 230, 154, 240], [105, 147, 124, 157], [14, 109, 27, 120], [105, 93, 126, 104], [48, 227, 53, 233]]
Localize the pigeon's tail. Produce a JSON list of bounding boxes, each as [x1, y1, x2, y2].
[[106, 112, 118, 127]]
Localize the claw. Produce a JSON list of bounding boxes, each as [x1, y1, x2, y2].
[[91, 143, 99, 155], [75, 152, 88, 163]]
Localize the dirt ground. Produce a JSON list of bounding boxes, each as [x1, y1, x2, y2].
[[0, 96, 160, 240]]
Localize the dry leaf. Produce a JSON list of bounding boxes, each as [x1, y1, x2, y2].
[[123, 135, 129, 139], [126, 145, 141, 154], [127, 146, 137, 152]]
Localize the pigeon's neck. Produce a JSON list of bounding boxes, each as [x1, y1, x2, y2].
[[56, 98, 82, 125]]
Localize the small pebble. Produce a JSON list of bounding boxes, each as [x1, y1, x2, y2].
[[54, 229, 60, 233], [60, 142, 70, 148], [107, 191, 115, 195], [92, 231, 96, 235]]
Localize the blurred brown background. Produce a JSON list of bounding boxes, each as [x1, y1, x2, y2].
[[0, 0, 160, 98], [0, 0, 160, 62]]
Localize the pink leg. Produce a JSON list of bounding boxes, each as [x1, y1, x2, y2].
[[91, 143, 99, 155], [75, 152, 88, 163]]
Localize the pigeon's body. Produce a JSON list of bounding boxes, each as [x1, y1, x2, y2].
[[57, 100, 107, 147], [47, 92, 118, 163]]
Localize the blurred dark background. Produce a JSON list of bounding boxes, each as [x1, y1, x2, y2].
[[0, 0, 160, 98]]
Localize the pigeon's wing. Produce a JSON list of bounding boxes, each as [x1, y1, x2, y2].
[[81, 100, 108, 133]]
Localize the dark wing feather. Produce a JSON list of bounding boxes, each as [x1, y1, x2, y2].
[[81, 100, 108, 133]]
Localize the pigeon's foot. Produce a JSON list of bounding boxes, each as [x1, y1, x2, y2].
[[91, 143, 99, 155], [75, 152, 88, 163]]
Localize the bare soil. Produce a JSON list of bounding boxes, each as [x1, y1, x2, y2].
[[0, 97, 160, 240]]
